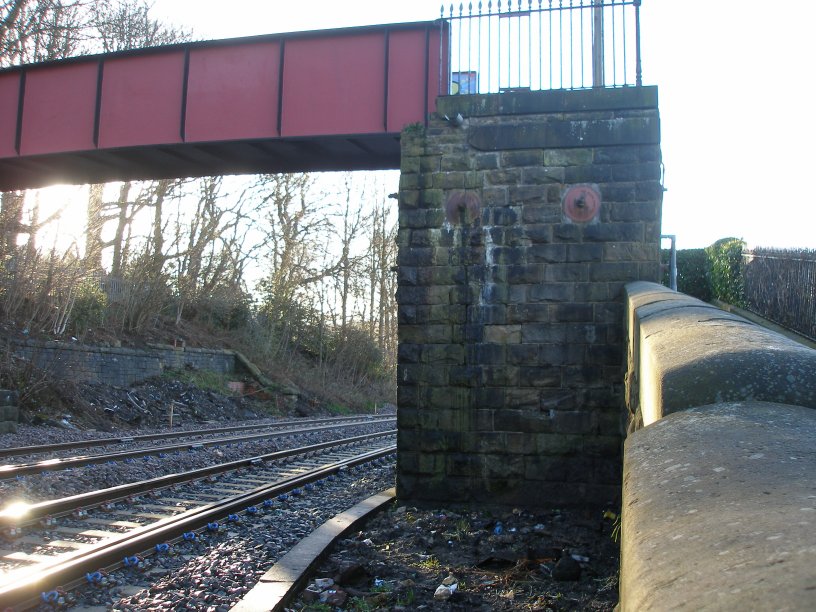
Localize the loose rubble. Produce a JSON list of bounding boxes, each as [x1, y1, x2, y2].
[[290, 504, 620, 611]]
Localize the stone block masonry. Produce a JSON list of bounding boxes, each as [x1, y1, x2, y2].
[[12, 340, 237, 388], [397, 87, 662, 508]]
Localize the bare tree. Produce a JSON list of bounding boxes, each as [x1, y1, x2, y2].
[[0, 0, 88, 67], [91, 0, 190, 52], [335, 175, 368, 338]]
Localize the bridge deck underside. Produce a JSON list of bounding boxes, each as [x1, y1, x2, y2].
[[0, 134, 401, 189]]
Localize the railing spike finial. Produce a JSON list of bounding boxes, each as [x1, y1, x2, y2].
[[478, 0, 483, 15], [440, 4, 444, 18], [459, 2, 464, 17], [488, 0, 492, 13], [449, 3, 454, 18], [469, 1, 473, 15]]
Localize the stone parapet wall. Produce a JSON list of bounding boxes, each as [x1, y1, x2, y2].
[[620, 282, 816, 610], [12, 340, 236, 388], [624, 281, 816, 430], [396, 87, 662, 508]]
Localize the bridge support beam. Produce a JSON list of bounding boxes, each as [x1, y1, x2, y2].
[[396, 87, 661, 507]]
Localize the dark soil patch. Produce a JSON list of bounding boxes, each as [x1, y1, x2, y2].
[[293, 503, 620, 611]]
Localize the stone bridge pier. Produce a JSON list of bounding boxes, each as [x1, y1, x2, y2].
[[396, 87, 662, 507]]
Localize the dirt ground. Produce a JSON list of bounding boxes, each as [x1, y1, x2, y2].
[[291, 502, 620, 611]]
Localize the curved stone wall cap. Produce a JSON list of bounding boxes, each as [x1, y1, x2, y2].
[[621, 401, 816, 612]]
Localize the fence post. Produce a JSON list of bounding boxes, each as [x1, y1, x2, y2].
[[592, 0, 605, 87], [661, 234, 677, 291]]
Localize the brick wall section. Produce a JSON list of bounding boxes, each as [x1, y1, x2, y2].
[[13, 340, 236, 387], [396, 87, 662, 508]]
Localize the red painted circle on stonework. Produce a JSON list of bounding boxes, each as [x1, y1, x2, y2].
[[563, 185, 601, 222]]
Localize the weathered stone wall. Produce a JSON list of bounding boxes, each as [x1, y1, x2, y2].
[[624, 281, 816, 429], [396, 87, 662, 507], [620, 282, 816, 610], [13, 340, 236, 387]]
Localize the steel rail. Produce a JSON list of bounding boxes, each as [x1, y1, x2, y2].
[[0, 430, 396, 527], [0, 442, 396, 611], [0, 418, 395, 479], [0, 415, 387, 460]]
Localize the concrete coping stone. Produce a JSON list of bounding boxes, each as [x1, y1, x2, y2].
[[230, 488, 395, 612], [620, 401, 816, 611], [625, 282, 816, 426]]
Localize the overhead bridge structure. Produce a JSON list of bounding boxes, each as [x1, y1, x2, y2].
[[0, 21, 444, 191]]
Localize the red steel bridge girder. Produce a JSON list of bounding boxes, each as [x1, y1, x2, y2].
[[0, 21, 447, 190]]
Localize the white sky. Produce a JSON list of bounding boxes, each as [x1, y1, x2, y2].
[[141, 0, 813, 250]]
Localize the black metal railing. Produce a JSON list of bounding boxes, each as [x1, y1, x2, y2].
[[440, 0, 642, 95], [743, 248, 816, 341]]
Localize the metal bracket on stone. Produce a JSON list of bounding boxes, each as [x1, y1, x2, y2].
[[445, 191, 482, 226], [562, 184, 601, 223]]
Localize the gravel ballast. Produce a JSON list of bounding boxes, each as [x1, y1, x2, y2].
[[29, 461, 397, 611]]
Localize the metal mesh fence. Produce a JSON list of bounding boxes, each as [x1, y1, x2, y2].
[[743, 248, 816, 341]]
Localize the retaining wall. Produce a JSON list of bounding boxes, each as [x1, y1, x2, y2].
[[12, 340, 237, 388], [620, 281, 816, 610]]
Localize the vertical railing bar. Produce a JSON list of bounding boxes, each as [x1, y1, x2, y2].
[[496, 0, 501, 93], [549, 0, 553, 89], [508, 2, 512, 88], [634, 0, 642, 86], [517, 0, 522, 89], [488, 1, 492, 92], [468, 2, 472, 94], [559, 0, 563, 89], [622, 0, 627, 85], [569, 0, 573, 89], [580, 0, 585, 87], [611, 0, 616, 86], [538, 1, 543, 90], [507, 2, 511, 89], [458, 3, 463, 94], [478, 1, 482, 93], [439, 6, 444, 96], [528, 0, 532, 88]]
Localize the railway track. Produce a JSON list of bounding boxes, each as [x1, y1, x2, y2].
[[0, 416, 395, 480], [0, 415, 385, 461], [0, 431, 396, 610]]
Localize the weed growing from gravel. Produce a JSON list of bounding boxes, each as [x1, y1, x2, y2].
[[397, 588, 415, 606], [417, 555, 441, 570], [301, 603, 332, 612], [453, 517, 470, 540]]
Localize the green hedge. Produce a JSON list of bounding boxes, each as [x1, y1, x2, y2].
[[706, 237, 746, 306], [662, 238, 746, 305]]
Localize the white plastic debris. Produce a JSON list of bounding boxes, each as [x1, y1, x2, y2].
[[434, 583, 457, 601]]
